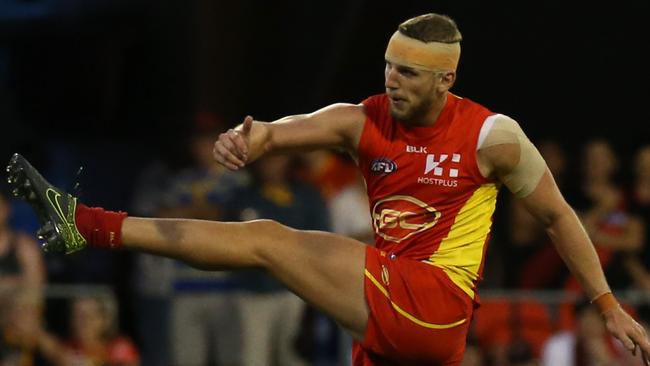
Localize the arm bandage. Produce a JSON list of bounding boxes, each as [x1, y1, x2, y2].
[[478, 114, 546, 198]]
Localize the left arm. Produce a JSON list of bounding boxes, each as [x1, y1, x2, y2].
[[519, 169, 650, 363], [477, 115, 650, 363]]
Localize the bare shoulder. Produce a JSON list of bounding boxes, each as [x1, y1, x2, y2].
[[309, 103, 367, 126], [307, 103, 367, 150]]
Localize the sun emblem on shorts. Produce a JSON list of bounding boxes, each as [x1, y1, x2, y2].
[[381, 265, 390, 286]]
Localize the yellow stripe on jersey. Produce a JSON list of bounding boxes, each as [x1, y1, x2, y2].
[[428, 183, 499, 299], [364, 269, 467, 329]]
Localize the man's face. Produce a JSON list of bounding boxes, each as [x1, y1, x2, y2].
[[384, 61, 439, 124]]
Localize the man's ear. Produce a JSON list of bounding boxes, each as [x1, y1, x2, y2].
[[440, 71, 456, 91]]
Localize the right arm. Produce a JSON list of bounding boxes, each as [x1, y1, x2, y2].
[[212, 103, 366, 170]]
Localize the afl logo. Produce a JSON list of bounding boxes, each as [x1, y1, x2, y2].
[[370, 158, 397, 175], [372, 195, 441, 243]]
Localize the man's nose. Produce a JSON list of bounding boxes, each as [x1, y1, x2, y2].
[[385, 67, 399, 89]]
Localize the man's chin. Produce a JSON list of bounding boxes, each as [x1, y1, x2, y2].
[[389, 108, 409, 121]]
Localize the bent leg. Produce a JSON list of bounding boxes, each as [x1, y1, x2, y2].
[[122, 217, 369, 339]]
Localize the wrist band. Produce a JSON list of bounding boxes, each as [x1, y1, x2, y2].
[[592, 292, 619, 315]]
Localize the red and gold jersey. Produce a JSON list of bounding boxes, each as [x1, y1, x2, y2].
[[358, 93, 500, 299]]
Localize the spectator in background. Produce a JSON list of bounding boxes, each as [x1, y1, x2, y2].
[[164, 122, 249, 366], [0, 190, 45, 294], [507, 339, 538, 366], [623, 145, 650, 292], [129, 157, 176, 366], [0, 288, 42, 366], [0, 190, 46, 365], [37, 295, 140, 366], [298, 150, 359, 203], [226, 154, 329, 366], [567, 139, 644, 293]]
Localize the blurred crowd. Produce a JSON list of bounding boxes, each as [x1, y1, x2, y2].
[[1, 119, 649, 365]]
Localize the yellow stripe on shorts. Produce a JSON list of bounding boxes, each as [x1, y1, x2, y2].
[[364, 269, 467, 330]]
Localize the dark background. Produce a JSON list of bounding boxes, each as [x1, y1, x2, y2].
[[1, 0, 649, 205]]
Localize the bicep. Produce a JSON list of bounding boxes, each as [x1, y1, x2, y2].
[[478, 115, 569, 223], [518, 169, 573, 227], [265, 103, 366, 154], [486, 147, 571, 227], [478, 115, 547, 198]]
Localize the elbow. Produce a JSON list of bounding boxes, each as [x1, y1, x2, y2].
[[540, 204, 574, 230]]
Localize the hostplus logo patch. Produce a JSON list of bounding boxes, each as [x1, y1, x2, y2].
[[418, 153, 461, 187]]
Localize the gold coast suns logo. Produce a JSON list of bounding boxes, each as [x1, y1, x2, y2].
[[372, 195, 441, 243]]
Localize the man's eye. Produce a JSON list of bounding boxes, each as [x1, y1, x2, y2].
[[396, 67, 416, 76]]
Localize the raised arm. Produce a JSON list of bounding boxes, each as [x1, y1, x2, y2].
[[477, 115, 650, 364], [212, 103, 366, 170]]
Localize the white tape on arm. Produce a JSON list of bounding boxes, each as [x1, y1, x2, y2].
[[479, 115, 546, 198]]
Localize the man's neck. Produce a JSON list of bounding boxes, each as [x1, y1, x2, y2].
[[411, 93, 448, 127]]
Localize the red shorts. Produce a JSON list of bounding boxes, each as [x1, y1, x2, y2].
[[353, 246, 474, 366]]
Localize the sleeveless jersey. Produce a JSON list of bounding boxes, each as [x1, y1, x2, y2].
[[358, 93, 500, 299]]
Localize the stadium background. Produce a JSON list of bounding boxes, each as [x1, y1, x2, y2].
[[1, 1, 649, 365]]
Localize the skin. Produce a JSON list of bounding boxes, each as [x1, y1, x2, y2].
[[37, 297, 139, 366], [0, 195, 46, 291], [118, 48, 650, 362]]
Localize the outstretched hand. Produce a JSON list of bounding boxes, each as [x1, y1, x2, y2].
[[213, 116, 253, 170], [603, 306, 650, 365]]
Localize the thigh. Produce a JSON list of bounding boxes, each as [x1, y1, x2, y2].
[[356, 248, 473, 365], [258, 227, 369, 340]]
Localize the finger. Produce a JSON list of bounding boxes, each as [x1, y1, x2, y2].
[[214, 143, 245, 169], [631, 326, 650, 357], [242, 115, 253, 136], [220, 132, 243, 157], [212, 148, 239, 171], [639, 338, 650, 363], [618, 333, 636, 353], [644, 351, 650, 366], [227, 129, 249, 158]]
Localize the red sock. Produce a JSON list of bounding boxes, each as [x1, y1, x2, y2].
[[75, 204, 128, 249]]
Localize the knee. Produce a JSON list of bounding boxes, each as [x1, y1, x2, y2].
[[247, 219, 296, 265], [249, 219, 290, 237]]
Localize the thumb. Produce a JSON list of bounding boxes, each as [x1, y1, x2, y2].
[[242, 115, 254, 136]]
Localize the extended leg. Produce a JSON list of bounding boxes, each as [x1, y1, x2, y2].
[[125, 217, 370, 340], [6, 153, 369, 339]]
